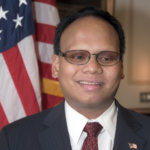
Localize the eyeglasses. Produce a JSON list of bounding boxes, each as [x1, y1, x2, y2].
[[59, 50, 120, 66]]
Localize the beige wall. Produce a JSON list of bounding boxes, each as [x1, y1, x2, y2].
[[115, 0, 150, 108]]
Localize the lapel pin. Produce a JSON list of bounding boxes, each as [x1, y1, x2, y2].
[[128, 143, 137, 149]]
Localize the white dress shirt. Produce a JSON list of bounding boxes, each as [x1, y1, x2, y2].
[[65, 101, 118, 150]]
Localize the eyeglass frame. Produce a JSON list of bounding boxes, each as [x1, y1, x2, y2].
[[59, 50, 121, 66]]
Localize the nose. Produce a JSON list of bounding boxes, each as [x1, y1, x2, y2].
[[82, 55, 103, 74]]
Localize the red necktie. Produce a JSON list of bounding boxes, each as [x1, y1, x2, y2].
[[82, 122, 102, 150]]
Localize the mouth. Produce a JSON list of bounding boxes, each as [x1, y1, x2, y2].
[[78, 80, 104, 91], [79, 81, 104, 86]]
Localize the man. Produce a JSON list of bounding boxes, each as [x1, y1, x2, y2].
[[0, 7, 150, 150]]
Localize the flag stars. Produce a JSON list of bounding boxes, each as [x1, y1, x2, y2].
[[13, 14, 24, 28], [19, 0, 28, 7], [0, 6, 9, 20]]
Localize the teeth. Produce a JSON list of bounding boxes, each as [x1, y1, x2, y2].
[[79, 81, 102, 85]]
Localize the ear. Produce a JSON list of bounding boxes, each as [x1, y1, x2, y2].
[[120, 60, 125, 79], [52, 54, 59, 78]]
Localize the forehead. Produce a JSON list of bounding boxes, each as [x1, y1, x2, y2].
[[61, 16, 117, 36], [60, 16, 119, 51]]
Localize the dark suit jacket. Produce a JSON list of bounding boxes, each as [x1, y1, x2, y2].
[[0, 101, 150, 150]]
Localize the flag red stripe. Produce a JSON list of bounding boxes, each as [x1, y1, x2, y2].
[[33, 0, 56, 7], [39, 60, 52, 79], [3, 46, 40, 115], [36, 23, 56, 44], [0, 103, 9, 130], [42, 93, 63, 110]]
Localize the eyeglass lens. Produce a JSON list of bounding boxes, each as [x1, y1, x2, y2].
[[61, 50, 120, 66]]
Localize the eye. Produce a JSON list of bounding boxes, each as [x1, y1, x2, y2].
[[72, 54, 86, 60], [68, 51, 87, 61], [97, 51, 119, 65], [101, 57, 115, 62]]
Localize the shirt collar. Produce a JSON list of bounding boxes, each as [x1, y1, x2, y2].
[[93, 101, 118, 140], [65, 101, 88, 144], [65, 100, 117, 144]]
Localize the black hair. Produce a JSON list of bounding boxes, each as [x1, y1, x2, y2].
[[54, 7, 125, 60]]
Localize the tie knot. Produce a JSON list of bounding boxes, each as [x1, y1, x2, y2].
[[84, 122, 102, 137]]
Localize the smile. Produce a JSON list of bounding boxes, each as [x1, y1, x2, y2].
[[79, 81, 104, 86], [78, 80, 104, 91]]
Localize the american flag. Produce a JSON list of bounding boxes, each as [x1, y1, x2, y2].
[[33, 0, 63, 110], [0, 0, 63, 130], [128, 143, 138, 149]]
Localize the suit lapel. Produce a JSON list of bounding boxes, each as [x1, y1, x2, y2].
[[38, 102, 72, 150], [38, 100, 146, 150], [113, 101, 145, 150]]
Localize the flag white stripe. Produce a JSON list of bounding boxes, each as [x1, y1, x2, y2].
[[0, 54, 26, 123], [37, 41, 54, 64], [18, 36, 42, 110], [34, 2, 59, 26]]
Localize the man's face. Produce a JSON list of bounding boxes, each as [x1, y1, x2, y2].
[[52, 17, 123, 115]]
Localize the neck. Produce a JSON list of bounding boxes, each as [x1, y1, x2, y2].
[[66, 100, 114, 119]]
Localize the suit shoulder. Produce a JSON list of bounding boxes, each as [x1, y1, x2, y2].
[[2, 108, 51, 133], [119, 105, 150, 130], [117, 101, 150, 126], [129, 109, 150, 126], [1, 102, 64, 134], [0, 102, 65, 150]]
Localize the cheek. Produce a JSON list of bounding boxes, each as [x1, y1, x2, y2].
[[57, 61, 80, 99], [58, 61, 77, 85], [104, 66, 121, 84]]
